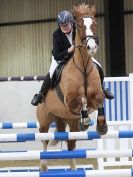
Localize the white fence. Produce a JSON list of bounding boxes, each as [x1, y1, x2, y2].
[[98, 73, 133, 169]]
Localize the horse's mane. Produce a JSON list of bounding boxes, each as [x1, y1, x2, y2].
[[73, 3, 96, 19]]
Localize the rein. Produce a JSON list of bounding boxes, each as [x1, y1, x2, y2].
[[72, 47, 93, 76], [72, 22, 94, 96], [72, 47, 94, 97], [72, 22, 93, 76]]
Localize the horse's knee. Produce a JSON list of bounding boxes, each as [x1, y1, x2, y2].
[[39, 126, 48, 133], [67, 140, 76, 151]]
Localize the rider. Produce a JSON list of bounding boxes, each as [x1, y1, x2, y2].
[[31, 10, 114, 106]]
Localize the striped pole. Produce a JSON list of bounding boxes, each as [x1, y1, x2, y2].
[[0, 122, 40, 129], [0, 169, 133, 177], [0, 76, 129, 82], [0, 130, 133, 142], [0, 76, 45, 81], [0, 149, 133, 161], [0, 122, 56, 129], [0, 121, 130, 129], [0, 166, 93, 173]]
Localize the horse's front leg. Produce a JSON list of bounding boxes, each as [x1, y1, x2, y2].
[[39, 127, 49, 171], [67, 120, 79, 170], [96, 104, 108, 135], [40, 140, 49, 171], [67, 140, 77, 170]]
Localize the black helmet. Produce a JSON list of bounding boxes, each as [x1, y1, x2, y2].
[[57, 11, 74, 25]]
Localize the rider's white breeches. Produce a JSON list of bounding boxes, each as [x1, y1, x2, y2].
[[49, 56, 59, 78], [49, 56, 102, 79]]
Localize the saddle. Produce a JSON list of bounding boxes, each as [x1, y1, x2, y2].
[[51, 61, 67, 88]]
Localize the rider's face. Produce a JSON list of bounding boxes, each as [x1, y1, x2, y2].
[[60, 23, 72, 34]]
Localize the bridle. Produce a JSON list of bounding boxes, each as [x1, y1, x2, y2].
[[73, 16, 98, 47]]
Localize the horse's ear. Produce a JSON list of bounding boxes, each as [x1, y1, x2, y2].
[[72, 5, 76, 17], [72, 5, 79, 19], [71, 10, 76, 20], [90, 5, 96, 16]]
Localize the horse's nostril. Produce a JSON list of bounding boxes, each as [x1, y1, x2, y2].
[[87, 45, 90, 49]]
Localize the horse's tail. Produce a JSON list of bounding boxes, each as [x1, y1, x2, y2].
[[50, 117, 66, 146]]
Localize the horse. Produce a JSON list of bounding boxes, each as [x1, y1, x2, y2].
[[37, 3, 106, 171]]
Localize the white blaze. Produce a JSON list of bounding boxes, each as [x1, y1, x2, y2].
[[83, 17, 98, 55], [83, 17, 93, 36]]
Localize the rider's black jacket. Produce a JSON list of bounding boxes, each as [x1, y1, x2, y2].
[[52, 28, 74, 62]]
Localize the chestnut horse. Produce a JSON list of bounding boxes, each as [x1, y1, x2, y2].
[[37, 4, 105, 170]]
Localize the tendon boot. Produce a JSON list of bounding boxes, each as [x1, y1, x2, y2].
[[96, 63, 114, 100], [31, 73, 51, 106]]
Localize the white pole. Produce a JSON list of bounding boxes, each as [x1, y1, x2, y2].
[[0, 149, 132, 161]]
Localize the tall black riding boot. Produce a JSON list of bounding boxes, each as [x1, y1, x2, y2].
[[96, 64, 114, 100], [31, 73, 51, 106]]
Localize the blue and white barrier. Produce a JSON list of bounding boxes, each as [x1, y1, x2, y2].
[[0, 121, 94, 129], [0, 149, 133, 161], [0, 121, 131, 129], [0, 169, 133, 177], [0, 122, 39, 129], [0, 122, 56, 129], [0, 166, 93, 173], [1, 130, 133, 142]]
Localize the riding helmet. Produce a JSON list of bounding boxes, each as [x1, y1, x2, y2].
[[57, 11, 74, 25]]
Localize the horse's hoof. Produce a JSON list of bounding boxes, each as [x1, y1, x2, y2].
[[96, 117, 108, 135], [70, 167, 77, 170], [39, 164, 48, 171], [78, 122, 89, 131], [70, 159, 77, 170]]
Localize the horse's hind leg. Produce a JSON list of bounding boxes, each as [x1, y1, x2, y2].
[[66, 119, 79, 170]]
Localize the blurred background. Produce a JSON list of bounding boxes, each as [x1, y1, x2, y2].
[[0, 0, 133, 77]]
